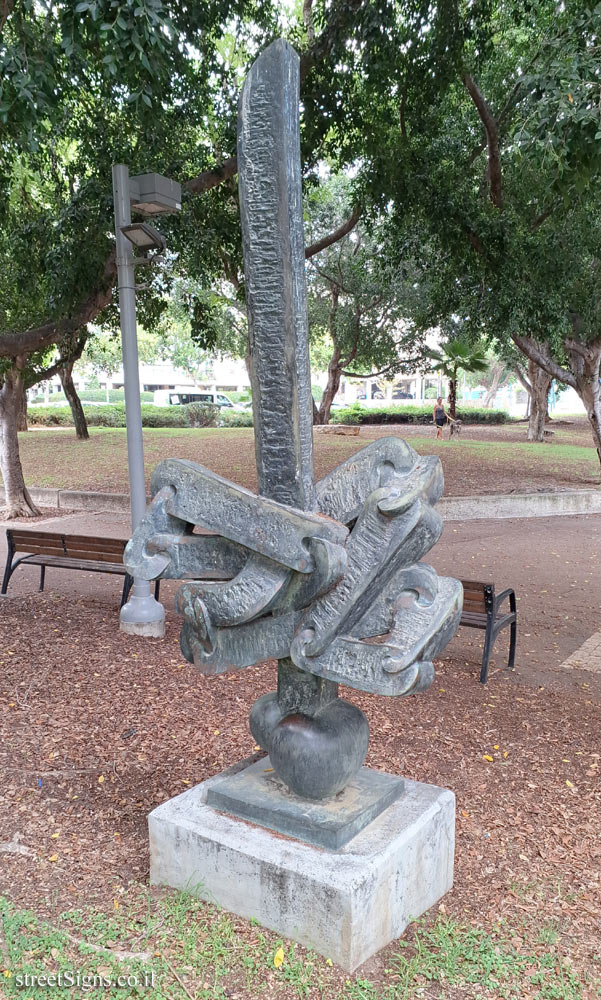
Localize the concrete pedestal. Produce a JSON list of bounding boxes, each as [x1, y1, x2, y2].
[[149, 759, 455, 972]]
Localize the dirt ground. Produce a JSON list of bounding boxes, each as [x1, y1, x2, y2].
[[14, 418, 601, 497]]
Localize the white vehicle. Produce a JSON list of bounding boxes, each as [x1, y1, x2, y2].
[[153, 389, 244, 410]]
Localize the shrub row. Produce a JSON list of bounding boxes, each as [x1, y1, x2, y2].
[[333, 404, 508, 425], [30, 389, 154, 405], [219, 409, 254, 427], [28, 402, 219, 429]]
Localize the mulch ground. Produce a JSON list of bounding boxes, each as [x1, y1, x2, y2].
[[0, 592, 600, 983]]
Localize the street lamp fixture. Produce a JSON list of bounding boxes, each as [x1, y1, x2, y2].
[[121, 221, 166, 254], [112, 164, 181, 637], [129, 172, 182, 215]]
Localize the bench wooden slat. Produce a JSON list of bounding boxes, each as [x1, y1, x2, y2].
[[11, 541, 66, 556], [462, 589, 487, 603], [60, 548, 126, 564], [9, 532, 126, 555], [462, 600, 487, 614], [22, 555, 127, 575]]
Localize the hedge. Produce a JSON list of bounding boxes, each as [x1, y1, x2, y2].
[[333, 404, 508, 425], [27, 402, 218, 429], [219, 409, 254, 428], [30, 389, 154, 405]]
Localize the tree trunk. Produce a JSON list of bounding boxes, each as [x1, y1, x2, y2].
[[59, 361, 89, 440], [527, 360, 552, 441], [567, 343, 601, 471], [16, 379, 28, 431], [316, 346, 342, 425], [482, 362, 505, 408], [0, 370, 40, 518], [579, 379, 601, 469], [448, 377, 457, 419]]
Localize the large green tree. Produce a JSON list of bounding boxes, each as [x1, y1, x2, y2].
[[0, 0, 498, 515], [306, 179, 431, 423], [377, 0, 601, 456]]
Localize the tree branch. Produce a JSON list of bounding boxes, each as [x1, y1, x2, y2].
[[0, 0, 13, 37], [184, 157, 238, 196], [305, 207, 361, 258], [303, 0, 316, 45], [565, 336, 601, 358], [341, 360, 421, 379], [27, 330, 89, 389], [0, 253, 116, 361], [512, 334, 576, 388], [512, 364, 532, 394], [462, 73, 503, 209]]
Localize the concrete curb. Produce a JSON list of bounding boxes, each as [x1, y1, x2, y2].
[[0, 487, 143, 513], [438, 488, 601, 521], [2, 486, 601, 520]]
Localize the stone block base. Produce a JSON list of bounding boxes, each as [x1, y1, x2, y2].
[[149, 759, 455, 971]]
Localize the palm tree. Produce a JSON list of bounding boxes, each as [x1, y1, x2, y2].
[[428, 339, 489, 418]]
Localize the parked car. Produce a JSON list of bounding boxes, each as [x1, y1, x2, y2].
[[154, 389, 245, 410]]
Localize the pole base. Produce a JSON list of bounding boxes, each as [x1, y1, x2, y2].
[[120, 591, 165, 637]]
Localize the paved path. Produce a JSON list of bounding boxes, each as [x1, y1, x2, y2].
[[559, 631, 601, 672], [2, 510, 600, 691]]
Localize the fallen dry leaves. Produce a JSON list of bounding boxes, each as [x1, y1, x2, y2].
[[0, 590, 599, 985]]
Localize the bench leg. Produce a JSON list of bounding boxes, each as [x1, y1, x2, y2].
[[154, 579, 161, 601], [480, 623, 494, 684], [121, 575, 133, 609], [508, 619, 517, 670], [1, 561, 12, 595], [1, 537, 15, 595], [39, 565, 46, 592]]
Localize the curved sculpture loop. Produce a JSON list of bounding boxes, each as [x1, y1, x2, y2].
[[125, 436, 462, 799]]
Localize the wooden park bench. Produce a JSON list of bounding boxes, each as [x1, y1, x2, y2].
[[2, 528, 160, 607], [459, 579, 517, 684]]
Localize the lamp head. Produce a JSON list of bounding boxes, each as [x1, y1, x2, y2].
[[120, 222, 166, 254]]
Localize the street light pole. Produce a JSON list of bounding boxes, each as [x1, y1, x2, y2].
[[112, 163, 165, 636]]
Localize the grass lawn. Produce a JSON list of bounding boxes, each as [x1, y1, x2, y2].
[[1, 892, 593, 1000], [15, 421, 601, 497]]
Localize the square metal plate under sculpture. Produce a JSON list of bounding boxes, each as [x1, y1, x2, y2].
[[206, 756, 404, 850]]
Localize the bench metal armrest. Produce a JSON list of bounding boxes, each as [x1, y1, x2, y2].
[[494, 587, 516, 616]]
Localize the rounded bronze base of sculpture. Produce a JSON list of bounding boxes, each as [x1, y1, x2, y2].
[[250, 689, 369, 800]]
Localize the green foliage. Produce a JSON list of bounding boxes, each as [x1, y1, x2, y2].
[[335, 404, 507, 425], [27, 403, 217, 429], [30, 390, 154, 404], [379, 0, 601, 384], [219, 409, 254, 428], [183, 402, 220, 428], [428, 340, 489, 381]]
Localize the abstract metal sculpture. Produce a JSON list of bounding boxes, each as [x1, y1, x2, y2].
[[125, 39, 462, 807]]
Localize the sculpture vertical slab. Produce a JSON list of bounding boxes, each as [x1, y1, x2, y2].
[[238, 38, 315, 510], [237, 39, 368, 801]]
